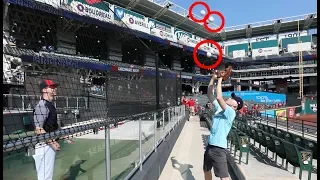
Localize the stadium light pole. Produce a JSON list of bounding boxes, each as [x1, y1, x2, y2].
[[298, 20, 304, 100]]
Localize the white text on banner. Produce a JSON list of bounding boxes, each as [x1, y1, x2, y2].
[[69, 0, 114, 23], [278, 31, 308, 40], [149, 19, 175, 41], [232, 49, 246, 58], [287, 42, 312, 52], [252, 47, 279, 57], [250, 35, 277, 42], [114, 6, 149, 34]]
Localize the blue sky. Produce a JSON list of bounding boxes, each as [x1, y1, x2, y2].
[[171, 0, 317, 27]]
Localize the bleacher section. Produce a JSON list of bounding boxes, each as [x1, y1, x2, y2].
[[233, 118, 316, 180]]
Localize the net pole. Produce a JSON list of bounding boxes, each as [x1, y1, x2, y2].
[[105, 125, 111, 180], [155, 53, 160, 110]]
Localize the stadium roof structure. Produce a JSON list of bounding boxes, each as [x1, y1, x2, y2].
[[105, 0, 317, 41]]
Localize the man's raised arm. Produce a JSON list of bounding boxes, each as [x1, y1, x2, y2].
[[207, 74, 216, 103], [216, 75, 227, 110]]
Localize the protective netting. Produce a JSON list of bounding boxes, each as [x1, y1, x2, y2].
[[3, 0, 182, 158]]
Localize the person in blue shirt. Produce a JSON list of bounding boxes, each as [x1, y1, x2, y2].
[[203, 71, 243, 180]]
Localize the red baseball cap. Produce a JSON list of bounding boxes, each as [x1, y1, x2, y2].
[[39, 79, 59, 91]]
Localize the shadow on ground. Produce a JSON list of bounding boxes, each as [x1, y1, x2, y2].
[[171, 157, 195, 180]]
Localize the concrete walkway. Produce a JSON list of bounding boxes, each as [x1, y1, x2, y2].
[[159, 115, 210, 180]]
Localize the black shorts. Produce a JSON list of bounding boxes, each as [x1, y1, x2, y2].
[[203, 144, 229, 178]]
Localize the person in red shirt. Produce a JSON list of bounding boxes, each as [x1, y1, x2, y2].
[[182, 96, 187, 105], [188, 98, 195, 116]]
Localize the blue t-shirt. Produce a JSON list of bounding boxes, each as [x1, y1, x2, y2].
[[207, 100, 236, 149]]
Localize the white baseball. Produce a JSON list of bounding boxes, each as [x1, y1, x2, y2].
[[208, 16, 214, 22], [200, 10, 206, 16]]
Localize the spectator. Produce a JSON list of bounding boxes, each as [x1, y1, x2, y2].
[[32, 80, 73, 180], [188, 98, 195, 116]]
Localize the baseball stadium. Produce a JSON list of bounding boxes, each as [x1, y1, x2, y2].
[[2, 0, 317, 180]]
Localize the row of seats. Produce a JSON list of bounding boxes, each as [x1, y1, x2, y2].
[[235, 60, 316, 70], [254, 122, 317, 159], [236, 116, 317, 159], [233, 119, 314, 180]]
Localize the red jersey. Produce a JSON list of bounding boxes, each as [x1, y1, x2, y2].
[[188, 99, 195, 106], [182, 98, 187, 105]]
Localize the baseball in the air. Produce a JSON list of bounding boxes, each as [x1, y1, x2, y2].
[[208, 16, 214, 22], [210, 48, 217, 55], [200, 10, 206, 16]]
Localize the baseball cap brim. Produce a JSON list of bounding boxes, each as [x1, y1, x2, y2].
[[39, 80, 59, 91]]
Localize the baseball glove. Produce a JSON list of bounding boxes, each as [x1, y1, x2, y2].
[[215, 65, 233, 81]]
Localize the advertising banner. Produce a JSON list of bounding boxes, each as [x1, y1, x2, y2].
[[174, 28, 193, 46], [222, 91, 286, 104], [114, 6, 149, 34], [250, 34, 277, 42], [303, 100, 317, 114], [275, 109, 287, 120], [260, 109, 275, 118], [187, 35, 201, 48], [68, 0, 114, 23], [148, 18, 175, 42], [286, 107, 296, 118], [278, 31, 308, 40], [232, 49, 246, 58], [287, 42, 312, 52], [252, 47, 279, 57]]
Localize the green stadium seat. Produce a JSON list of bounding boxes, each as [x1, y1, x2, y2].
[[268, 126, 277, 136], [234, 118, 315, 179], [230, 129, 250, 164], [302, 139, 317, 160], [276, 129, 285, 139], [257, 129, 268, 153], [262, 124, 271, 134], [291, 134, 304, 147], [284, 132, 294, 143], [262, 131, 276, 159], [282, 140, 313, 180], [273, 136, 287, 166]]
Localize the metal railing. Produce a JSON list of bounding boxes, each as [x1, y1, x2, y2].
[[3, 94, 88, 111], [3, 105, 186, 180], [122, 105, 186, 180], [250, 113, 317, 139]]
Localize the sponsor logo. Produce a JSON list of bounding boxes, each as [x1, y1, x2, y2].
[[77, 4, 84, 11], [310, 104, 317, 112], [258, 49, 263, 53], [288, 108, 295, 118], [115, 8, 124, 19], [129, 17, 134, 24], [256, 96, 281, 103], [118, 67, 139, 72], [75, 3, 111, 19]]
